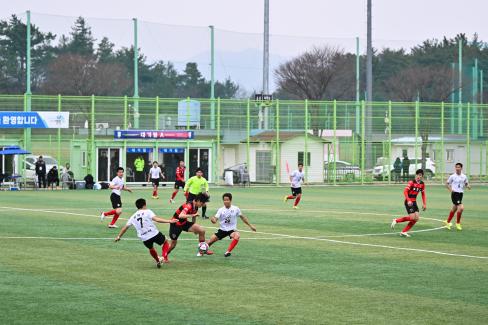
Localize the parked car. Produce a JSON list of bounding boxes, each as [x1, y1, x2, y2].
[[324, 160, 361, 182], [223, 163, 249, 185], [24, 155, 59, 178], [373, 157, 435, 180]]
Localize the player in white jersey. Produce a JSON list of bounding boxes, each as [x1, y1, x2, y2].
[[283, 163, 305, 209], [147, 161, 165, 199], [115, 198, 177, 268], [207, 193, 256, 257], [100, 167, 132, 228], [445, 163, 471, 231]]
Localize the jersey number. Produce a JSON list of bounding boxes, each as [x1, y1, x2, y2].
[[224, 217, 231, 224], [137, 217, 143, 228]]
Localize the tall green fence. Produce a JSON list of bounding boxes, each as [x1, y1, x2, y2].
[[1, 94, 487, 185]]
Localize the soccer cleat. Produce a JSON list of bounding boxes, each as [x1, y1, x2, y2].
[[206, 250, 214, 255], [293, 206, 299, 210], [224, 252, 231, 257], [169, 199, 175, 204], [108, 224, 118, 228], [456, 223, 462, 231], [283, 196, 288, 203], [154, 196, 159, 199], [391, 219, 397, 230], [197, 251, 203, 257], [100, 212, 105, 222], [400, 232, 411, 238], [156, 257, 164, 268], [444, 221, 452, 230], [163, 257, 169, 263]]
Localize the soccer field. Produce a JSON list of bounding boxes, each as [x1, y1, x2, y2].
[[0, 185, 487, 324]]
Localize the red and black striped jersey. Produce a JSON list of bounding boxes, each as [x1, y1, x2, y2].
[[176, 166, 185, 182], [404, 180, 425, 202], [172, 202, 197, 225]]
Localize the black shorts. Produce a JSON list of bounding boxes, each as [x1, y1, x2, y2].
[[291, 187, 302, 196], [404, 200, 419, 214], [451, 192, 464, 205], [169, 221, 195, 240], [143, 232, 166, 249], [110, 193, 122, 209], [174, 180, 185, 189], [187, 192, 210, 203], [151, 178, 160, 187], [215, 229, 235, 240]]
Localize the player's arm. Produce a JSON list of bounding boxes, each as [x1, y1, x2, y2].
[[205, 180, 209, 193], [122, 185, 132, 193], [152, 216, 177, 224], [210, 214, 218, 224], [446, 176, 452, 192], [466, 178, 471, 190], [403, 182, 412, 202], [114, 225, 130, 242], [183, 177, 192, 193], [240, 214, 256, 232], [421, 188, 427, 210], [178, 208, 199, 220]]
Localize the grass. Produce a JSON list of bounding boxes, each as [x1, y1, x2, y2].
[[0, 184, 487, 324]]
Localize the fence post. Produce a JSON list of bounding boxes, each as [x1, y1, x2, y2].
[[441, 102, 445, 184], [246, 99, 251, 179], [388, 100, 392, 185], [185, 98, 190, 181], [276, 99, 280, 186], [304, 99, 309, 181], [467, 103, 471, 178], [361, 100, 365, 185], [90, 95, 95, 176], [415, 99, 419, 162], [333, 100, 337, 185], [216, 97, 221, 184], [57, 94, 62, 170]]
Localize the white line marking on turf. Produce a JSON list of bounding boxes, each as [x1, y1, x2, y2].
[[1, 206, 486, 260], [0, 236, 281, 241]]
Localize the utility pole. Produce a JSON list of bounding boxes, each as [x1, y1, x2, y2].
[[365, 0, 373, 168]]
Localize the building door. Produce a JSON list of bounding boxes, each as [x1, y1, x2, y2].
[[256, 150, 273, 183], [97, 148, 121, 182], [158, 148, 185, 182], [189, 148, 210, 180]]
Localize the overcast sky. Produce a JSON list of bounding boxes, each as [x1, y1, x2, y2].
[[2, 0, 486, 91]]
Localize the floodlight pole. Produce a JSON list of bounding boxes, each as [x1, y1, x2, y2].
[[458, 40, 463, 134], [262, 0, 270, 129], [355, 36, 360, 134], [133, 18, 140, 129], [365, 0, 373, 168], [24, 10, 32, 153], [209, 25, 215, 129]]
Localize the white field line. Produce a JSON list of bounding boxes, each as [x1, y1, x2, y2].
[[0, 206, 486, 260], [0, 236, 281, 241]]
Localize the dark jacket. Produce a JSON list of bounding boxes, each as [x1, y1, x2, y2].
[[47, 167, 59, 182], [35, 161, 47, 175]]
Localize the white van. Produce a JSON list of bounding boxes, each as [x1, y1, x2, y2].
[[373, 157, 436, 180], [24, 155, 58, 178]]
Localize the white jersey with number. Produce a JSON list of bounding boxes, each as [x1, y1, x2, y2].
[[111, 176, 124, 196], [447, 173, 468, 193], [215, 205, 241, 232], [126, 209, 159, 241], [150, 167, 161, 179], [290, 170, 304, 188]]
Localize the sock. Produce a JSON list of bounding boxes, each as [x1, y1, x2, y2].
[[202, 206, 207, 218], [456, 211, 463, 224], [227, 239, 239, 253], [294, 196, 301, 206], [104, 209, 116, 216], [162, 241, 169, 259], [149, 248, 159, 262], [171, 191, 178, 200], [395, 216, 413, 223], [184, 192, 189, 199], [447, 211, 455, 223], [110, 213, 120, 225], [286, 195, 294, 200], [402, 220, 417, 233]]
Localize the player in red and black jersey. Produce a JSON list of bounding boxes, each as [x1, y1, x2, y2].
[[166, 193, 213, 259], [391, 169, 427, 237], [170, 160, 186, 204]]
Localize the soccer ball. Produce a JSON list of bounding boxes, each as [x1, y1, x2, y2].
[[198, 242, 209, 252]]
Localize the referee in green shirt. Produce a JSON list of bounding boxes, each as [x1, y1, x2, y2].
[[184, 168, 210, 218]]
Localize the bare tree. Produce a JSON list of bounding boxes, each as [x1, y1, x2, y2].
[[274, 46, 355, 135]]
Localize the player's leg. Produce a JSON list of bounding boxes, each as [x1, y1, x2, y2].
[[284, 187, 295, 202], [143, 238, 162, 268], [456, 203, 464, 230], [293, 191, 302, 208], [400, 211, 419, 237], [207, 234, 220, 247], [202, 203, 207, 219], [170, 183, 179, 203], [189, 223, 213, 255], [101, 194, 118, 221], [225, 231, 240, 257], [445, 203, 458, 230], [392, 201, 416, 231], [108, 207, 122, 228]]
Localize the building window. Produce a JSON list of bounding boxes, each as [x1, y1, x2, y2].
[[298, 152, 311, 166], [446, 149, 454, 163]]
